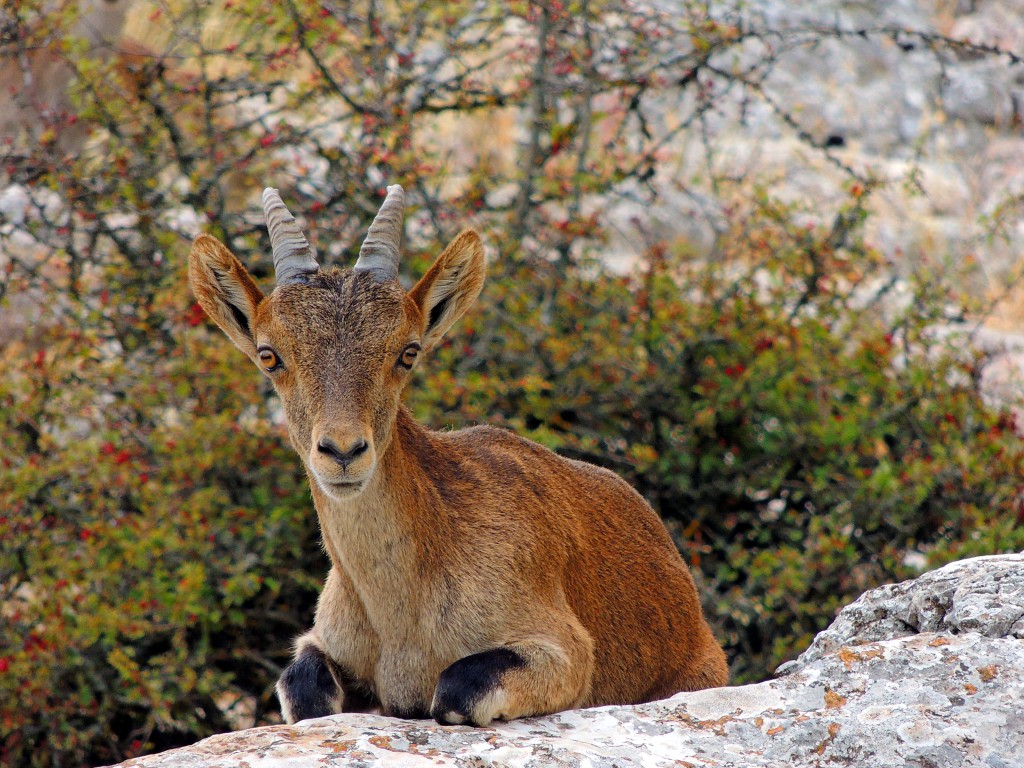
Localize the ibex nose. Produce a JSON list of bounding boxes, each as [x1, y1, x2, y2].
[[317, 436, 369, 469]]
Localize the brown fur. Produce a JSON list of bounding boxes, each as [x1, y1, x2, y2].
[[189, 220, 727, 726]]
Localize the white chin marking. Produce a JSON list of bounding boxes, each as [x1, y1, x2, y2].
[[311, 470, 366, 500], [312, 462, 375, 500], [321, 482, 363, 500]]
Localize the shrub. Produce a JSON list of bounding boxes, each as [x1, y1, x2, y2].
[[1, 306, 325, 766]]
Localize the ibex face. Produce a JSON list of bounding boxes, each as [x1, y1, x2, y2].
[[189, 186, 485, 500], [257, 274, 417, 498]]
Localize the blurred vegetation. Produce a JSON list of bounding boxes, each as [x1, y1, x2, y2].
[[2, 0, 1023, 766]]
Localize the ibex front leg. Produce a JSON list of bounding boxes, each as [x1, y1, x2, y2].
[[277, 568, 380, 723], [431, 611, 595, 726], [276, 632, 343, 722]]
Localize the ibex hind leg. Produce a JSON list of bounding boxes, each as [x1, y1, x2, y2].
[[430, 647, 526, 726], [276, 645, 344, 723], [431, 623, 594, 727]]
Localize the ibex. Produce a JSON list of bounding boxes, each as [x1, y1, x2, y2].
[[188, 185, 728, 726]]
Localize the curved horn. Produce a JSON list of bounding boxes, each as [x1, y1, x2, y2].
[[354, 184, 404, 281], [262, 188, 319, 285]]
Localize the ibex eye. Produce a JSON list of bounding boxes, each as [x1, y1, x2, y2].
[[398, 343, 421, 370], [258, 347, 282, 371]]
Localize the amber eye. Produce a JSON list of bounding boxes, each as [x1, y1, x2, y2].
[[258, 347, 282, 371], [398, 343, 421, 370]]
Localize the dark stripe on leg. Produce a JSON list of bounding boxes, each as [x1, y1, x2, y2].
[[431, 647, 526, 725], [278, 645, 340, 722]]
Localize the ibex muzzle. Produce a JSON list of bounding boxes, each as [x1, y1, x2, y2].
[[189, 184, 728, 727]]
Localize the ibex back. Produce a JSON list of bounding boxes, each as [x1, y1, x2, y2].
[[189, 185, 728, 726]]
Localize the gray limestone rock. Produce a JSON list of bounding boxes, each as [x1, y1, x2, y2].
[[108, 553, 1024, 768], [789, 552, 1024, 669]]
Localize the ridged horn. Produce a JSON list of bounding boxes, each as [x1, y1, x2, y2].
[[354, 184, 404, 281], [262, 188, 319, 285]]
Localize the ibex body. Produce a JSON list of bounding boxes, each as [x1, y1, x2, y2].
[[189, 186, 728, 726]]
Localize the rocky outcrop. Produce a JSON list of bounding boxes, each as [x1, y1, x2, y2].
[[603, 0, 1024, 293], [784, 552, 1024, 665], [111, 553, 1024, 768]]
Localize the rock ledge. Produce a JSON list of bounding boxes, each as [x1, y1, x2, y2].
[[112, 554, 1024, 768]]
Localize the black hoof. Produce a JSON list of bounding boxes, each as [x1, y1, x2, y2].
[[277, 646, 341, 722], [431, 647, 525, 726]]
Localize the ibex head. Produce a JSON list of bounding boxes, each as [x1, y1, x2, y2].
[[189, 186, 485, 499]]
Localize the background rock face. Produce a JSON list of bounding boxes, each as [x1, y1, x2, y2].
[[608, 0, 1024, 313], [110, 554, 1024, 768]]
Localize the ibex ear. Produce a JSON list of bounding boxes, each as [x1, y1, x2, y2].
[[409, 229, 485, 350], [188, 234, 266, 363]]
